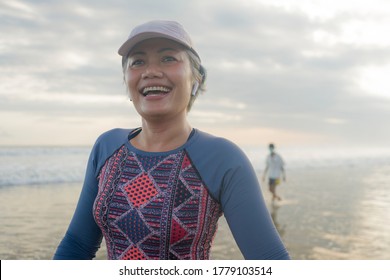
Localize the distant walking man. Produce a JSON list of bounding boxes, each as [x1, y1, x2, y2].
[[262, 143, 286, 201]]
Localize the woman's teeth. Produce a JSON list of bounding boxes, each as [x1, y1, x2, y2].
[[142, 86, 170, 96]]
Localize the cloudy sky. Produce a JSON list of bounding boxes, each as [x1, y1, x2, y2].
[[1, 0, 390, 150]]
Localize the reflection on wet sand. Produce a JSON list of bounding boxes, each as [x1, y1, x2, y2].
[[270, 202, 286, 239], [266, 164, 390, 260]]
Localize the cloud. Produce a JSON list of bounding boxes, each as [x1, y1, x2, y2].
[[1, 0, 390, 147]]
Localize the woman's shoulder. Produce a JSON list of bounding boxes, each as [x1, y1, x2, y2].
[[88, 128, 135, 177], [195, 130, 242, 149], [91, 128, 133, 158], [192, 129, 249, 162], [96, 128, 133, 143]]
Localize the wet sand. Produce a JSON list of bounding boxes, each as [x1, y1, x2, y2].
[[1, 163, 389, 260], [268, 165, 390, 259]]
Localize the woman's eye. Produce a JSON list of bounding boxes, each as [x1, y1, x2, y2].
[[162, 56, 177, 62], [130, 59, 144, 67]]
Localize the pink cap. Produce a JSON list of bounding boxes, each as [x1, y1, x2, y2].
[[118, 20, 200, 61]]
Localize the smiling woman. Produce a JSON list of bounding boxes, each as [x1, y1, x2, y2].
[[124, 38, 194, 122], [53, 20, 290, 260], [122, 43, 206, 113]]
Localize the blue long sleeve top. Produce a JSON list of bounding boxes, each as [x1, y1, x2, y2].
[[54, 128, 290, 260]]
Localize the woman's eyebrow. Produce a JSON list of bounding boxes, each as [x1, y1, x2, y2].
[[129, 51, 145, 57]]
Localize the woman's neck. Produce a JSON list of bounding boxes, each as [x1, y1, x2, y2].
[[131, 118, 192, 152]]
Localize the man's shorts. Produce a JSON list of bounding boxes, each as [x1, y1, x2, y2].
[[269, 178, 281, 186]]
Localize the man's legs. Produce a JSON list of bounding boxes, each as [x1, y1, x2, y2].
[[269, 178, 281, 201]]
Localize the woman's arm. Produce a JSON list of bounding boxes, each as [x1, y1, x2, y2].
[[53, 144, 103, 259], [219, 146, 290, 259], [221, 164, 290, 259], [186, 131, 290, 259]]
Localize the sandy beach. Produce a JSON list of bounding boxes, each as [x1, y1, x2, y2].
[[1, 153, 390, 260]]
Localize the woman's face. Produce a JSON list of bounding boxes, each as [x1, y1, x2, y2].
[[125, 38, 193, 121]]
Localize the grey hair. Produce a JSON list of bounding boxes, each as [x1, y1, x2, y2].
[[122, 49, 207, 112], [185, 50, 206, 111]]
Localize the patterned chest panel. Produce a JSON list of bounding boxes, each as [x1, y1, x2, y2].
[[93, 145, 222, 260]]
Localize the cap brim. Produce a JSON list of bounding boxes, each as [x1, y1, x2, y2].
[[118, 32, 191, 56], [118, 34, 201, 65]]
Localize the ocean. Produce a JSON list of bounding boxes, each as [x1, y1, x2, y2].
[[1, 145, 390, 259], [2, 145, 389, 188], [0, 146, 89, 187]]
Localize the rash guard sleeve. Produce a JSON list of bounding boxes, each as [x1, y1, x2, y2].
[[53, 129, 131, 259], [53, 142, 103, 259], [187, 132, 290, 259]]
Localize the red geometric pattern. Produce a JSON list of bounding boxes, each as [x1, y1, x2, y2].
[[94, 146, 222, 259], [181, 154, 191, 170], [123, 173, 157, 208], [170, 219, 188, 244], [121, 245, 147, 260]]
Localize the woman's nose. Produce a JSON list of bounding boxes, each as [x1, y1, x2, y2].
[[141, 63, 164, 79]]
